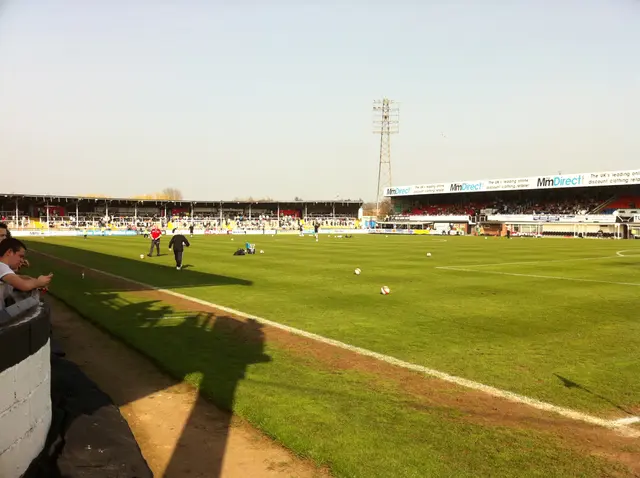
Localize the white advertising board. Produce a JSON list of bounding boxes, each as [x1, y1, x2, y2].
[[385, 169, 640, 197], [487, 214, 615, 224]]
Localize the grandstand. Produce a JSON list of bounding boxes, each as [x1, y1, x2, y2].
[[384, 168, 640, 239], [0, 194, 364, 235]]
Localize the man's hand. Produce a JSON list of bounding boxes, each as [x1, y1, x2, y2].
[[5, 272, 53, 292], [36, 274, 53, 288]]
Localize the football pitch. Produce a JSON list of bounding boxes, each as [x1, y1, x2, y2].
[[27, 233, 640, 414], [24, 234, 640, 476]]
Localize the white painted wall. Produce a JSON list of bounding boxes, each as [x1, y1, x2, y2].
[[0, 341, 52, 478]]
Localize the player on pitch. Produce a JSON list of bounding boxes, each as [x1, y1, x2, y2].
[[168, 232, 190, 270], [148, 225, 162, 257]]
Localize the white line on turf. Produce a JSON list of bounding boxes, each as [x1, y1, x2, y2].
[[448, 255, 617, 269], [612, 417, 640, 426], [616, 250, 640, 257], [33, 250, 639, 437], [437, 266, 640, 287]]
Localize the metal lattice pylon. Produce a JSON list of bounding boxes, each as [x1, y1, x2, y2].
[[373, 99, 399, 217]]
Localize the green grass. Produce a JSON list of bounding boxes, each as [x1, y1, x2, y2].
[[27, 244, 637, 478], [26, 234, 640, 416]]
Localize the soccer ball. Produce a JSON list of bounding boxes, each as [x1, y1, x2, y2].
[[140, 254, 144, 259], [427, 252, 431, 257], [380, 286, 390, 295], [354, 268, 361, 275], [260, 250, 264, 254]]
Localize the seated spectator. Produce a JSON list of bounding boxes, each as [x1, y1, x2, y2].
[[0, 238, 52, 309], [0, 222, 29, 270], [0, 222, 9, 243]]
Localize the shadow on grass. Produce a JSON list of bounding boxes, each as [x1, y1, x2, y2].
[[26, 240, 252, 290], [52, 284, 271, 477], [28, 242, 273, 477], [553, 374, 635, 415], [106, 293, 272, 477]]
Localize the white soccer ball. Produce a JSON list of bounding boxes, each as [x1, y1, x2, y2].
[[354, 268, 361, 275], [380, 285, 390, 295], [427, 252, 431, 257], [316, 238, 319, 242], [140, 254, 144, 259], [231, 238, 234, 241], [260, 250, 264, 254]]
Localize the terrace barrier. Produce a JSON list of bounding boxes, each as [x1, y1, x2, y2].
[[0, 292, 51, 478]]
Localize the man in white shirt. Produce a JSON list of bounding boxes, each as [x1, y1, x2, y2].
[[0, 238, 52, 309], [0, 223, 29, 271]]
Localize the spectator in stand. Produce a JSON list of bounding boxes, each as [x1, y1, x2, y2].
[[0, 238, 53, 310], [0, 222, 30, 271], [0, 222, 9, 243]]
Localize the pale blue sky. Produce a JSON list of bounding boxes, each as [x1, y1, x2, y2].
[[0, 1, 638, 201]]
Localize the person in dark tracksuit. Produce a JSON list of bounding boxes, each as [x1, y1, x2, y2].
[[168, 233, 190, 270], [189, 224, 194, 237]]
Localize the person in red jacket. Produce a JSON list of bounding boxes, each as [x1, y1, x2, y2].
[[148, 226, 162, 257]]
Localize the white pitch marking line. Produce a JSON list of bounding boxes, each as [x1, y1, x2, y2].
[[616, 250, 640, 257], [450, 255, 618, 269], [438, 266, 640, 287], [613, 416, 640, 426], [32, 250, 639, 437]]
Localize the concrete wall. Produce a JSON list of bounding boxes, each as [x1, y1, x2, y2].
[[0, 305, 52, 478], [0, 341, 51, 478]]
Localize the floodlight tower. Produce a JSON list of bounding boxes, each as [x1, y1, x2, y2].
[[373, 98, 399, 216]]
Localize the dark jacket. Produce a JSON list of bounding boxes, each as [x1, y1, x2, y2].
[[168, 234, 190, 251]]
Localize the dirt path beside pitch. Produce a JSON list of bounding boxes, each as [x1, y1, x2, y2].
[[38, 251, 640, 476], [48, 296, 330, 478]]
